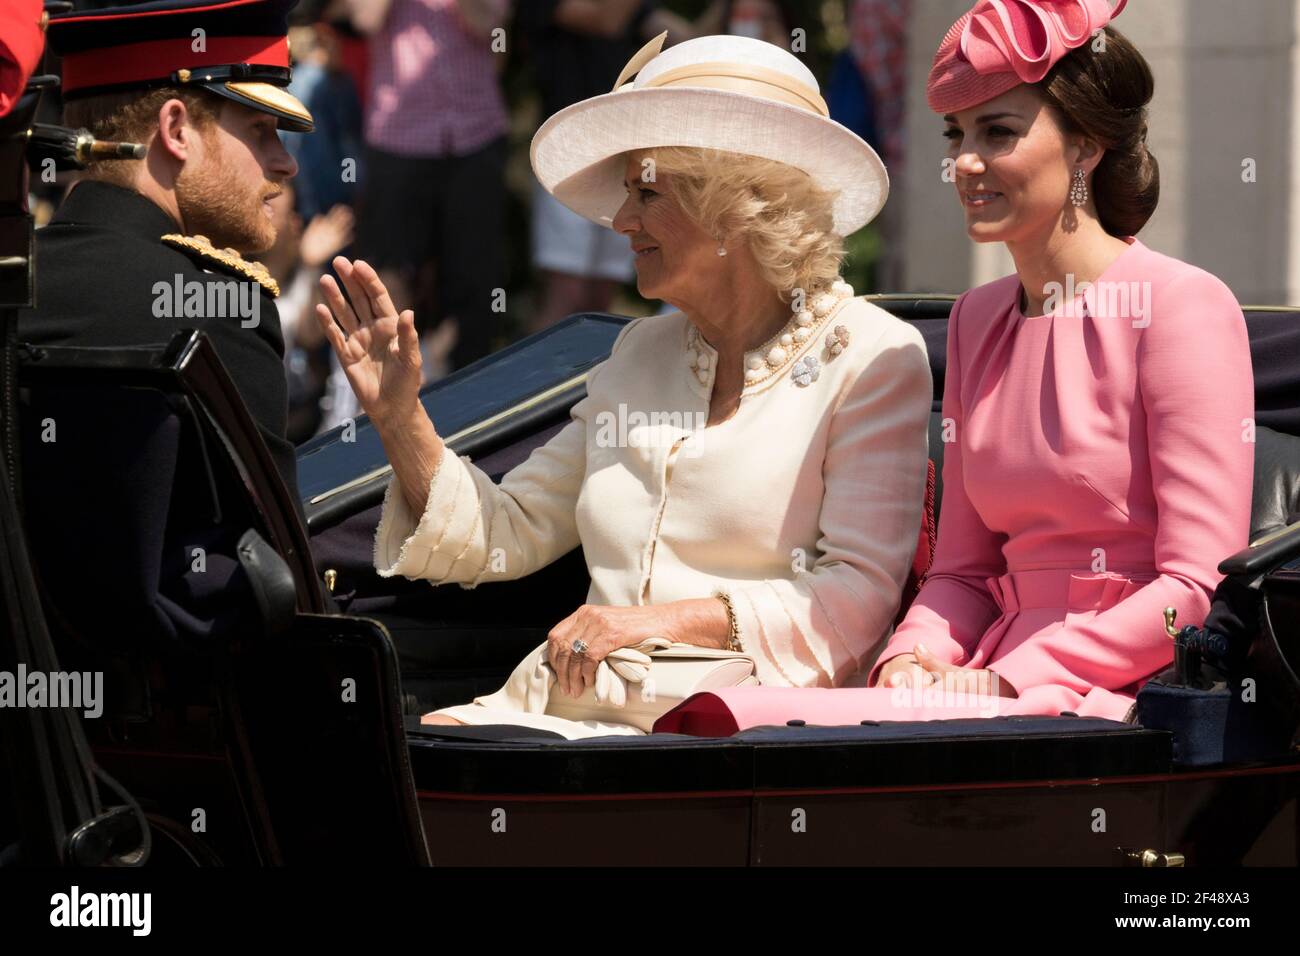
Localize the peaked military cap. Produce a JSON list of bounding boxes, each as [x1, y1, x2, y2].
[[48, 0, 314, 132]]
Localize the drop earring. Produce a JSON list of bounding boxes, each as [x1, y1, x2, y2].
[[1069, 167, 1088, 207], [716, 240, 728, 257]]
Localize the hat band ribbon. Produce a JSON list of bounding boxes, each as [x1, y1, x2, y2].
[[635, 61, 829, 117], [62, 35, 289, 95]]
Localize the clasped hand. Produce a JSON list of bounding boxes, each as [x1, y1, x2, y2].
[[546, 604, 687, 699], [874, 643, 1019, 698]]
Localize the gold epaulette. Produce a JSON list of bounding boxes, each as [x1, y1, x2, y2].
[[161, 233, 280, 297]]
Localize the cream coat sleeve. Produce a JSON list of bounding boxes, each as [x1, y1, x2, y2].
[[372, 324, 634, 587], [718, 321, 933, 687]]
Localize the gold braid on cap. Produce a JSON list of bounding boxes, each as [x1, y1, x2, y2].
[[161, 234, 280, 296]]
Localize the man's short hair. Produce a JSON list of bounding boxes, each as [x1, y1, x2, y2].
[[62, 86, 225, 186]]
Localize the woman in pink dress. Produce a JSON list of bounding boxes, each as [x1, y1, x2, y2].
[[657, 0, 1256, 734]]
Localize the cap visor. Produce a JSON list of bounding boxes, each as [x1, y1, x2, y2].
[[218, 80, 313, 132]]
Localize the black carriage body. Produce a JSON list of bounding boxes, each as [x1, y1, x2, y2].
[[297, 303, 1300, 866], [5, 297, 1299, 866]]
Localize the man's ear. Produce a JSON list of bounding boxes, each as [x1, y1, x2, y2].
[[155, 98, 199, 162]]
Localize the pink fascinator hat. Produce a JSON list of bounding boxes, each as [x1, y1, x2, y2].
[[927, 0, 1128, 114]]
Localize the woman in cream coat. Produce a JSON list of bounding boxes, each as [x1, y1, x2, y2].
[[314, 33, 933, 736]]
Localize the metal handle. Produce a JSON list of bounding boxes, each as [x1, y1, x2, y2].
[[1163, 606, 1178, 638], [1124, 847, 1186, 867]]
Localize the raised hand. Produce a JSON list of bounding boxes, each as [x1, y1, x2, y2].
[[314, 256, 423, 429], [299, 205, 355, 270]]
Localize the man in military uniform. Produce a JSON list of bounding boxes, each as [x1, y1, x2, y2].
[[16, 0, 319, 651], [21, 0, 314, 497]]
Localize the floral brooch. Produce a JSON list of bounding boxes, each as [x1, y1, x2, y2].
[[791, 355, 821, 387], [825, 325, 850, 357]]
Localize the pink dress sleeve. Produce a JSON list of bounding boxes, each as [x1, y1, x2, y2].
[[986, 270, 1254, 696], [867, 292, 1006, 684]]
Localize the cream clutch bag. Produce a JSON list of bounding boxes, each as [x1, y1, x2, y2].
[[544, 636, 758, 733]]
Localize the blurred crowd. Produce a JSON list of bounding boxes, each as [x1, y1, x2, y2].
[[46, 0, 917, 441]]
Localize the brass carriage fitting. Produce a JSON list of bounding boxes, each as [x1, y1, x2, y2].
[[323, 569, 337, 593], [1119, 847, 1187, 867], [1137, 848, 1186, 868], [1163, 607, 1178, 638]]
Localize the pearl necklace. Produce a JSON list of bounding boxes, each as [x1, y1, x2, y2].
[[685, 278, 855, 388]]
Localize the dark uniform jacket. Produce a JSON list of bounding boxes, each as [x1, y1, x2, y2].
[[18, 180, 301, 650], [21, 179, 298, 495]]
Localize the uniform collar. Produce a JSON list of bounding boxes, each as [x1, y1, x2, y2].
[[52, 180, 182, 240]]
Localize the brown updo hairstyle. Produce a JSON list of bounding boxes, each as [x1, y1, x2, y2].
[[1035, 26, 1159, 237]]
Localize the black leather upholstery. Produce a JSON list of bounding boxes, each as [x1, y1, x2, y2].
[[237, 528, 297, 640], [1249, 425, 1300, 542]]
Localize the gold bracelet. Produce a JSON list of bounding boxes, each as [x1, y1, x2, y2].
[[713, 591, 742, 652]]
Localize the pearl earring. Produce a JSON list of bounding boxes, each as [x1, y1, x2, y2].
[[716, 241, 727, 257], [1069, 167, 1088, 207]]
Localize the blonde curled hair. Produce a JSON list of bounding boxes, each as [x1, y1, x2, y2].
[[628, 146, 845, 301]]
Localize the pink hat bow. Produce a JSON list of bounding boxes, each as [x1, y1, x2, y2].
[[928, 0, 1127, 113]]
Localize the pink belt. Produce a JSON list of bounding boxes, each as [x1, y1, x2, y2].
[[984, 568, 1156, 615]]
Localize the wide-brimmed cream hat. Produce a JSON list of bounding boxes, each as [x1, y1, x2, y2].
[[530, 33, 888, 237]]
